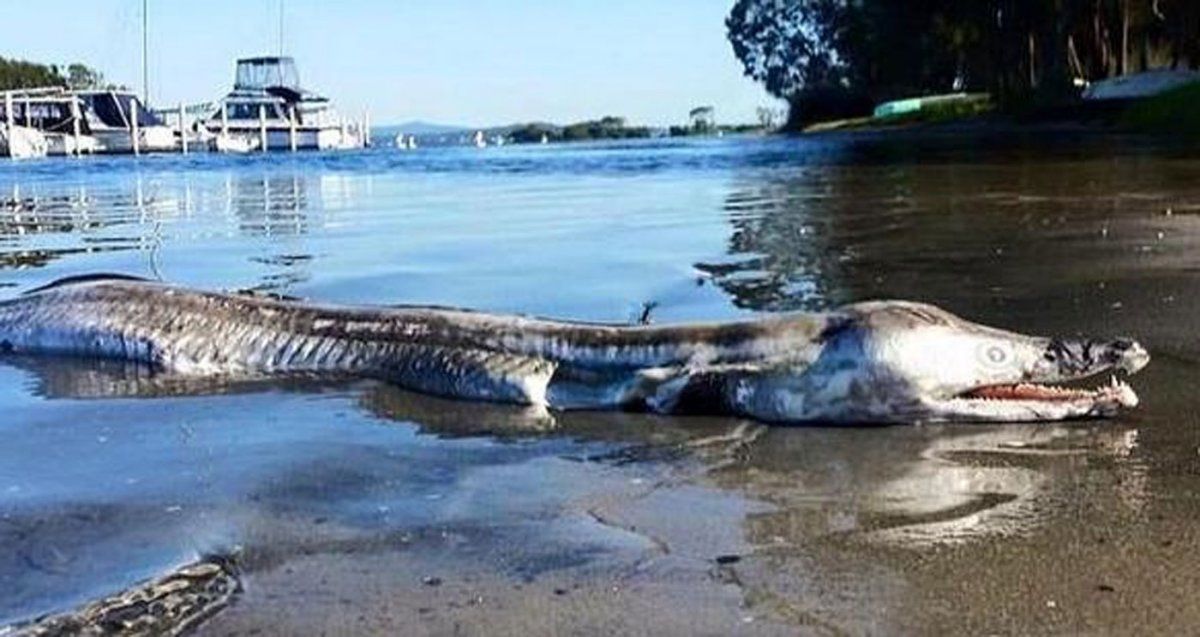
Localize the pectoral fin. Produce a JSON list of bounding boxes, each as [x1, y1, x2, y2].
[[381, 347, 556, 406]]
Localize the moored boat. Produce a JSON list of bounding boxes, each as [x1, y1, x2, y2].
[[0, 88, 99, 157], [74, 90, 176, 154], [201, 56, 367, 152]]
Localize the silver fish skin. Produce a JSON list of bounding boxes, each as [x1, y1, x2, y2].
[[0, 276, 1149, 424], [0, 277, 829, 409]]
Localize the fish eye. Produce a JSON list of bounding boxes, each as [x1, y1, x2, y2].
[[976, 343, 1013, 370]]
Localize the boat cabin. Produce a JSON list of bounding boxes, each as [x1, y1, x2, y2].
[[75, 91, 164, 130]]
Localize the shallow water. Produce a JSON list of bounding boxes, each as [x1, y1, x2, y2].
[[2, 134, 1199, 633]]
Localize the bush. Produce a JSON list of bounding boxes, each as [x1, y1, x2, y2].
[[1120, 81, 1200, 136]]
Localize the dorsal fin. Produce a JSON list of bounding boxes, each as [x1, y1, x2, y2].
[[24, 273, 152, 295]]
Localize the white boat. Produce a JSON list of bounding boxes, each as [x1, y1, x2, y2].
[[74, 90, 177, 153], [472, 130, 487, 148], [0, 125, 48, 159], [0, 88, 105, 157], [393, 133, 417, 150], [213, 133, 259, 154], [202, 56, 366, 152]]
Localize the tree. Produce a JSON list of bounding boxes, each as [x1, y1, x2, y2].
[[65, 63, 106, 90], [727, 0, 1200, 123], [689, 106, 715, 132], [756, 106, 782, 129], [725, 0, 851, 100], [0, 57, 65, 90]]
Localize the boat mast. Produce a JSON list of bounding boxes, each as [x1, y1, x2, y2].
[[278, 0, 284, 57], [141, 0, 149, 104]]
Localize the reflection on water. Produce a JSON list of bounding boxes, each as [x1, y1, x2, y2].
[[701, 159, 1200, 314], [230, 174, 309, 237], [705, 421, 1146, 549], [0, 170, 381, 297], [0, 137, 1198, 630], [697, 174, 848, 311], [1, 355, 747, 447]]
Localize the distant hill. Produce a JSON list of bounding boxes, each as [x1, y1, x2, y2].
[[383, 121, 470, 135]]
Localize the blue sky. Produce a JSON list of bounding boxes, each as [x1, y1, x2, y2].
[[0, 0, 778, 127]]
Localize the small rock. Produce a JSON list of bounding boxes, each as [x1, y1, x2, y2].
[[1097, 584, 1115, 592], [715, 555, 741, 565]]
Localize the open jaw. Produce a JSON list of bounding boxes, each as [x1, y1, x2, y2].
[[961, 375, 1138, 408], [944, 374, 1140, 421]]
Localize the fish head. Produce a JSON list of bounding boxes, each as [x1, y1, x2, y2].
[[837, 301, 1150, 423]]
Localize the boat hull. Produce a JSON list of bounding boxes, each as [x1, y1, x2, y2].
[[202, 124, 363, 151]]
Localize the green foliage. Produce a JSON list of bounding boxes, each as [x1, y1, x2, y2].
[[0, 56, 65, 90], [1120, 81, 1200, 135], [0, 57, 111, 92], [727, 0, 1200, 124], [725, 0, 849, 99], [66, 63, 106, 90], [507, 123, 560, 144], [561, 116, 649, 141]]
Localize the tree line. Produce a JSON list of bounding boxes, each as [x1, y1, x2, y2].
[[727, 0, 1200, 125], [0, 56, 116, 92]]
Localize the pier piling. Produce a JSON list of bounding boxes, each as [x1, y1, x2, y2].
[[289, 105, 297, 152], [259, 104, 268, 153], [70, 99, 82, 156], [179, 103, 188, 154], [4, 93, 13, 156], [131, 105, 140, 156]]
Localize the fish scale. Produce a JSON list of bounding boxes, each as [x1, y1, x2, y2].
[[0, 277, 796, 405]]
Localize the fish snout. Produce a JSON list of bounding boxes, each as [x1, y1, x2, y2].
[[1044, 337, 1150, 378], [1111, 338, 1150, 375]]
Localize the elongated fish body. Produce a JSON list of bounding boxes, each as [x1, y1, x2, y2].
[[0, 276, 830, 413], [0, 276, 1149, 424]]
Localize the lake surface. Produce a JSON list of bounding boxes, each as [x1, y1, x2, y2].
[[2, 133, 1199, 634]]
